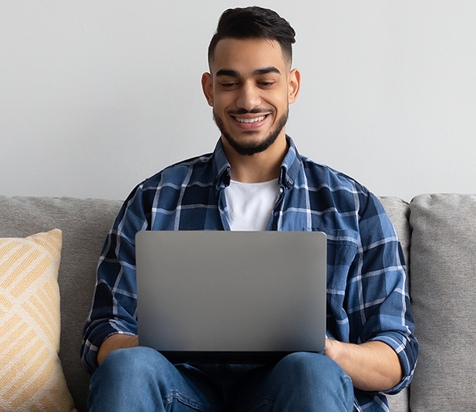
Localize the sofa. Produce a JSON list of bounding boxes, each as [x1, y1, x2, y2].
[[0, 193, 475, 411]]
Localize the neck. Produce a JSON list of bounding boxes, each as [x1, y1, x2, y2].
[[222, 133, 288, 183]]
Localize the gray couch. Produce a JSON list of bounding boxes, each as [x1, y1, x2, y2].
[[1, 194, 475, 411]]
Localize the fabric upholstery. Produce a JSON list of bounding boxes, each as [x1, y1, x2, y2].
[[0, 196, 123, 412], [0, 229, 75, 411], [409, 194, 476, 411]]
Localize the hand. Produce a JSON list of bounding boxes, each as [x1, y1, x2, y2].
[[97, 334, 139, 365], [324, 337, 340, 360], [324, 337, 402, 392]]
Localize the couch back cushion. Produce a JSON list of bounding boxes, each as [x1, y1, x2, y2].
[[409, 194, 476, 411], [0, 196, 122, 412]]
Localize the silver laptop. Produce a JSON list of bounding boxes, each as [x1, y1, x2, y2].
[[135, 230, 327, 364]]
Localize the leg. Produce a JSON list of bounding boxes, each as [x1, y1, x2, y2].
[[229, 352, 354, 412], [88, 347, 225, 412]]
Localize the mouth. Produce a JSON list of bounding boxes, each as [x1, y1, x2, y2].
[[232, 115, 267, 124], [230, 114, 270, 129]]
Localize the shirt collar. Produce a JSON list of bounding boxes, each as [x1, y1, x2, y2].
[[213, 136, 302, 191], [213, 140, 232, 191], [279, 136, 302, 189]]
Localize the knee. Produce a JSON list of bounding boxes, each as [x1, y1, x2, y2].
[[89, 347, 169, 411], [276, 351, 333, 373], [99, 346, 167, 379], [276, 352, 351, 388], [271, 352, 354, 410]]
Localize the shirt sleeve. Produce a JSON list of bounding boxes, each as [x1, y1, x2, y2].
[[81, 184, 151, 374], [355, 191, 419, 395]]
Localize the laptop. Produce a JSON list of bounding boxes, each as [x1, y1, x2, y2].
[[135, 230, 327, 364]]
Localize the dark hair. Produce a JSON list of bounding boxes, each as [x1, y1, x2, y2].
[[208, 7, 296, 66]]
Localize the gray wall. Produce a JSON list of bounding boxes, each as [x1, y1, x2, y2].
[[1, 1, 475, 201]]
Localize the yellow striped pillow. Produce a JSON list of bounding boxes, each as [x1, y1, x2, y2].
[[0, 229, 76, 412]]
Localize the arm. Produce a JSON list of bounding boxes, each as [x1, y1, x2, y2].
[[338, 192, 418, 394], [325, 338, 402, 392], [81, 185, 150, 374], [323, 190, 418, 396]]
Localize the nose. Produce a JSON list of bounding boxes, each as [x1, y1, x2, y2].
[[236, 82, 261, 112]]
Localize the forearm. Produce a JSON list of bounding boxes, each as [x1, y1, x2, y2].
[[97, 334, 139, 365], [325, 338, 402, 392]]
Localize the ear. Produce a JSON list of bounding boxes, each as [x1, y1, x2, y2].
[[287, 68, 301, 104], [201, 72, 214, 107]]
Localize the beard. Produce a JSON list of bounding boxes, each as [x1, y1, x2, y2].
[[213, 108, 288, 156]]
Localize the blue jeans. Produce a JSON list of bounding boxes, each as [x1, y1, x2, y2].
[[88, 347, 353, 411]]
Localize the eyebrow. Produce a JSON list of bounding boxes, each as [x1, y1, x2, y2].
[[254, 67, 281, 76], [215, 66, 281, 77]]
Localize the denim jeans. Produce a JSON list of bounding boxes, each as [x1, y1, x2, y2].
[[88, 347, 353, 412]]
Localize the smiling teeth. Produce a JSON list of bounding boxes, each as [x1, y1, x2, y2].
[[235, 115, 266, 124]]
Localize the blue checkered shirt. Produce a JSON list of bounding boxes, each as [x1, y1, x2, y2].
[[81, 137, 418, 411]]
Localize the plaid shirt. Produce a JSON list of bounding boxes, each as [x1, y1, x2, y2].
[[81, 137, 418, 411]]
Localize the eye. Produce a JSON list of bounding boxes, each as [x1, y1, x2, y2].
[[257, 77, 277, 87]]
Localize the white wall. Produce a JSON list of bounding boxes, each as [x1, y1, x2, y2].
[[1, 1, 475, 201]]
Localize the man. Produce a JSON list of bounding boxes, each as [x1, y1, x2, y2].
[[81, 7, 418, 411]]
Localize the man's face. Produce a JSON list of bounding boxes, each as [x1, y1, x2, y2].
[[202, 38, 300, 156]]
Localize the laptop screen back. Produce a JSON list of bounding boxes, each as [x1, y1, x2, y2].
[[136, 230, 327, 364]]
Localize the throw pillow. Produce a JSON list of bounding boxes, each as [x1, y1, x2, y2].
[[0, 229, 76, 412]]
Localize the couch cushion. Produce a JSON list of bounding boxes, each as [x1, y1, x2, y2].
[[0, 196, 123, 412], [409, 194, 476, 411], [0, 230, 76, 411]]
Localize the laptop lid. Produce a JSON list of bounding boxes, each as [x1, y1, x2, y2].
[[136, 230, 327, 364]]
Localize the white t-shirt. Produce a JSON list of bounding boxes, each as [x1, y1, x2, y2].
[[225, 179, 280, 231]]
